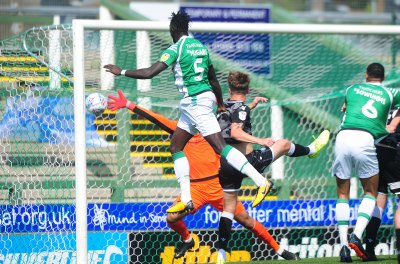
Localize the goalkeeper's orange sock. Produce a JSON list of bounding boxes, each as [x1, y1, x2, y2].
[[251, 220, 280, 252], [168, 219, 191, 241]]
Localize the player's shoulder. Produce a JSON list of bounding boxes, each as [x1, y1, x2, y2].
[[385, 87, 400, 96], [166, 42, 180, 53]]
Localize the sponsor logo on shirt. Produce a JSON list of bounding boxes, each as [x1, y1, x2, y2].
[[160, 53, 170, 62], [239, 111, 247, 121]]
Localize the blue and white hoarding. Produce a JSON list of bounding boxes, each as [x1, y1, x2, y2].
[[180, 4, 272, 77], [0, 232, 127, 264], [0, 199, 395, 233]]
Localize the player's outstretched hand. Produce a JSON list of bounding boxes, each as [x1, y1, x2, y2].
[[104, 64, 122, 76], [108, 90, 135, 111], [249, 97, 268, 110]]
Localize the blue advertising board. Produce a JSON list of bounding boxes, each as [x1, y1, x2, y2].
[[0, 199, 395, 233], [0, 232, 128, 263], [180, 4, 271, 77]]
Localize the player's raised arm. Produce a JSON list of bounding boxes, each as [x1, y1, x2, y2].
[[248, 96, 268, 110], [107, 90, 177, 134], [103, 61, 168, 79]]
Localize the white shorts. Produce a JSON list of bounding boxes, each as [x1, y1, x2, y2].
[[332, 129, 379, 179], [177, 91, 221, 137]]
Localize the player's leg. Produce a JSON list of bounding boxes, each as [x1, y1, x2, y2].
[[205, 133, 273, 207], [216, 158, 244, 264], [365, 144, 390, 260], [217, 190, 237, 264], [269, 139, 311, 161], [233, 202, 300, 260], [335, 177, 352, 263], [364, 192, 387, 261], [167, 187, 207, 259], [266, 131, 330, 162], [365, 144, 392, 260], [348, 174, 378, 260], [332, 130, 353, 262], [167, 126, 195, 213], [395, 195, 400, 263], [166, 208, 194, 258], [348, 131, 379, 260], [386, 145, 400, 262]]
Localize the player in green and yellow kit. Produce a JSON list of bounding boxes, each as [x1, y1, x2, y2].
[[333, 62, 400, 262], [103, 11, 273, 214]]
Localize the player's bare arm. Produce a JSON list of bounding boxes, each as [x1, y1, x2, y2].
[[249, 96, 268, 110], [103, 61, 167, 79], [230, 122, 274, 147]]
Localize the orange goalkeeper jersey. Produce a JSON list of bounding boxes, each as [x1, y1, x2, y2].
[[134, 106, 220, 181]]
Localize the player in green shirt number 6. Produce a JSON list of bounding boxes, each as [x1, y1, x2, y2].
[[103, 11, 273, 214], [333, 63, 400, 262]]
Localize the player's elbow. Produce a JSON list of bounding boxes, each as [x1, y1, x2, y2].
[[230, 128, 242, 140]]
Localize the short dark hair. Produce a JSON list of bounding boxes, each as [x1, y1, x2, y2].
[[170, 11, 191, 34], [228, 71, 250, 94], [366, 62, 385, 80]]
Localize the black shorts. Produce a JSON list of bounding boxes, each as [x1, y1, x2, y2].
[[377, 144, 400, 194], [219, 147, 274, 191]]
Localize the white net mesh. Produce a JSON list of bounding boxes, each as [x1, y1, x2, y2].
[[0, 23, 399, 263]]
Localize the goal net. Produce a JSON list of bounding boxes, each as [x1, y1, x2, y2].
[[0, 20, 399, 263]]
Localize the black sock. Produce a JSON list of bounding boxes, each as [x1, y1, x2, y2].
[[365, 216, 381, 252], [218, 216, 232, 251], [288, 144, 310, 157], [396, 229, 400, 261]]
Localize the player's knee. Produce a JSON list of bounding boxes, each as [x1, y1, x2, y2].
[[281, 139, 292, 152], [274, 139, 291, 153], [166, 214, 179, 224]]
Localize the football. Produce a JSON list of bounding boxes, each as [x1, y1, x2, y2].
[[85, 92, 107, 114]]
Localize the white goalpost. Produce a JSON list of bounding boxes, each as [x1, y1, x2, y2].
[[72, 19, 400, 263]]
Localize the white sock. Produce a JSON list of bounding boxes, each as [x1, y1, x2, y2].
[[336, 199, 350, 246], [217, 249, 227, 261], [277, 247, 284, 255], [222, 145, 265, 186], [354, 195, 376, 239], [372, 205, 383, 219], [307, 143, 316, 154], [286, 143, 296, 156], [172, 151, 191, 203], [184, 236, 192, 243], [221, 211, 234, 220]]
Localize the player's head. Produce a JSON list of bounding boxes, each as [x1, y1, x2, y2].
[[228, 71, 250, 95], [366, 62, 385, 82], [169, 11, 191, 43]]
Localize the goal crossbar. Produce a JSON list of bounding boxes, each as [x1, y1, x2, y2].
[[74, 19, 400, 34]]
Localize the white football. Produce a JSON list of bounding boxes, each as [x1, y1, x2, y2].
[[85, 92, 107, 114]]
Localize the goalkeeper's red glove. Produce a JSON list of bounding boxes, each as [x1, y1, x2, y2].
[[107, 89, 136, 111]]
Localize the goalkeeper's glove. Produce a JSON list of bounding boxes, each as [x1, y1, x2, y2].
[[107, 89, 136, 111]]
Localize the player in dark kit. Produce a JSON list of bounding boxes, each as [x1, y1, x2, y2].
[[215, 71, 330, 263], [363, 108, 400, 262]]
